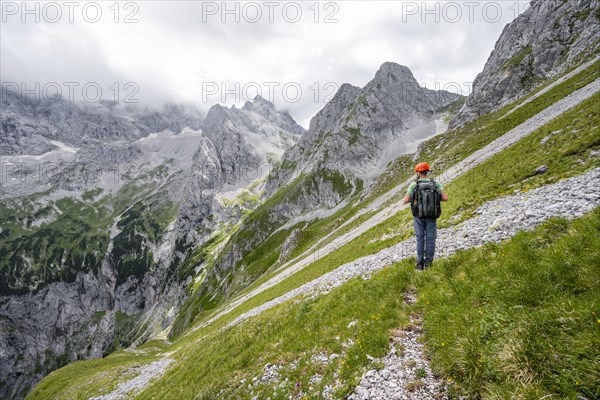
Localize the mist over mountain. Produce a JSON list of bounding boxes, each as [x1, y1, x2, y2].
[[0, 89, 205, 156]]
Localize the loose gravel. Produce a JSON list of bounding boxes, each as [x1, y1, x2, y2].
[[349, 293, 447, 400], [89, 357, 173, 400]]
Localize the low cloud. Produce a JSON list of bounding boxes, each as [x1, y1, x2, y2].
[[0, 1, 528, 127]]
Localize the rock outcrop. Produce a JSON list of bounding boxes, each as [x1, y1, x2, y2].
[[451, 0, 600, 128]]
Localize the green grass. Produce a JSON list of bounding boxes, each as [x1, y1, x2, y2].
[[136, 259, 415, 399], [26, 347, 163, 400], [502, 46, 533, 69], [29, 209, 600, 399], [415, 208, 600, 399]]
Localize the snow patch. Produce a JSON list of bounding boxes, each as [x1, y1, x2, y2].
[[49, 140, 79, 153]]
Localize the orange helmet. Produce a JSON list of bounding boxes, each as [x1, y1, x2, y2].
[[414, 162, 430, 173]]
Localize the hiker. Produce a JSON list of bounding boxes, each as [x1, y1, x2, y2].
[[403, 162, 448, 270]]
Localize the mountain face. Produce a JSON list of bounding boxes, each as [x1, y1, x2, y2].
[[451, 0, 600, 128], [0, 94, 303, 399], [201, 97, 303, 188], [175, 97, 303, 244], [0, 89, 205, 156], [241, 95, 306, 136], [266, 62, 462, 204]]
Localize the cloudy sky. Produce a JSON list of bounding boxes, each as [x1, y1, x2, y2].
[[1, 1, 529, 127]]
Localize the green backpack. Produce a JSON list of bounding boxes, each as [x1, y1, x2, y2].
[[410, 179, 442, 219]]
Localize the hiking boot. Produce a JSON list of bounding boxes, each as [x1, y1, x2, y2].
[[424, 260, 432, 270], [416, 263, 425, 271]]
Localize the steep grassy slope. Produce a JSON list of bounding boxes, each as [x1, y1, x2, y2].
[[416, 210, 600, 399], [25, 341, 170, 400], [142, 208, 600, 400], [27, 208, 600, 399]]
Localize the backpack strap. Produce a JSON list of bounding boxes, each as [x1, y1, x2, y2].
[[411, 179, 420, 204], [409, 179, 419, 217]]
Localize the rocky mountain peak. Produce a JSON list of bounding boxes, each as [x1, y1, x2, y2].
[[335, 83, 362, 100], [204, 96, 304, 136], [306, 83, 361, 134], [203, 103, 232, 131], [450, 0, 600, 128], [241, 95, 278, 120], [243, 95, 305, 135], [267, 63, 462, 201], [374, 62, 418, 85], [242, 94, 274, 110]]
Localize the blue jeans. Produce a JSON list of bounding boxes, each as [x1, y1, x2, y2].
[[413, 217, 437, 265]]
